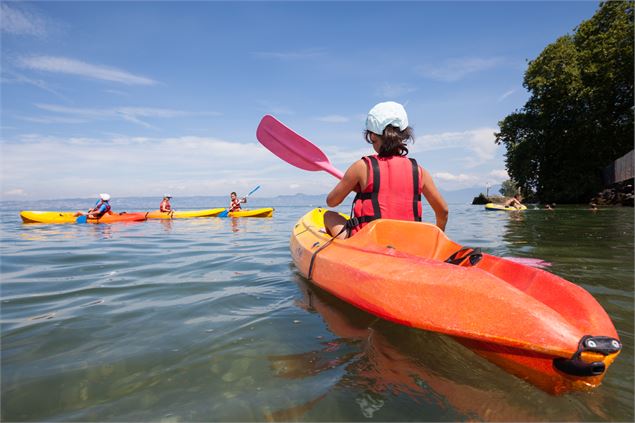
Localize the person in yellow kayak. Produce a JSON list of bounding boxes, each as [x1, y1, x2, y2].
[[323, 101, 448, 239], [229, 191, 246, 212], [505, 194, 523, 209], [76, 193, 113, 219], [160, 194, 172, 213]]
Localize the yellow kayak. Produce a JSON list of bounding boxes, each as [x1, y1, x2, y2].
[[146, 208, 226, 219], [485, 203, 527, 211], [227, 208, 274, 217], [20, 211, 77, 224], [20, 211, 147, 224]]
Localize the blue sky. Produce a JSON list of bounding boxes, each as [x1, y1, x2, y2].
[[1, 0, 600, 200]]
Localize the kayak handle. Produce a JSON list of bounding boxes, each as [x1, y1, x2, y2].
[[554, 335, 622, 377], [445, 247, 483, 267]]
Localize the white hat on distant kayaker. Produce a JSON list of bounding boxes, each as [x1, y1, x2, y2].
[[99, 193, 111, 201], [365, 101, 409, 135], [163, 194, 172, 198]]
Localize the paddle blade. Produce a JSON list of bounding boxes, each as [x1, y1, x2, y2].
[[218, 210, 229, 218], [247, 185, 261, 197], [76, 215, 87, 224], [256, 115, 344, 179]]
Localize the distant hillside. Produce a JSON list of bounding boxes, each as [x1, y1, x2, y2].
[[270, 185, 502, 206]]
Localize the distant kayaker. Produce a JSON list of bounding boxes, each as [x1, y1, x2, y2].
[[160, 194, 172, 213], [229, 192, 246, 212], [323, 101, 449, 239], [505, 194, 523, 209], [76, 193, 112, 219]]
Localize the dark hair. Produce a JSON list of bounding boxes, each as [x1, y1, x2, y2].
[[231, 192, 237, 196], [365, 125, 414, 157]]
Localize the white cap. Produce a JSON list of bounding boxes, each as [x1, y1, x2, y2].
[[365, 101, 409, 135], [99, 193, 111, 201], [164, 194, 172, 198]]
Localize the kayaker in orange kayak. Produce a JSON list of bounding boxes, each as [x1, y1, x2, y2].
[[229, 191, 246, 212], [159, 194, 172, 213], [75, 193, 113, 219], [324, 101, 448, 239]]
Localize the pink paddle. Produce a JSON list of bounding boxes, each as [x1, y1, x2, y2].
[[256, 115, 552, 268], [256, 115, 344, 179]]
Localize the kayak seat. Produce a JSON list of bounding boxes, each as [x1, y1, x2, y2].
[[344, 219, 462, 262]]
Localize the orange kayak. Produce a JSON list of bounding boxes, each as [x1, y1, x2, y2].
[[86, 212, 147, 223], [290, 208, 621, 394]]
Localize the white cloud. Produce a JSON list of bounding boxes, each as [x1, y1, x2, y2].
[[498, 89, 516, 102], [1, 3, 47, 36], [433, 172, 476, 183], [1, 71, 68, 99], [417, 57, 505, 82], [0, 134, 283, 198], [18, 56, 157, 85], [30, 103, 220, 128], [489, 169, 509, 181], [413, 127, 499, 162], [315, 115, 349, 124]]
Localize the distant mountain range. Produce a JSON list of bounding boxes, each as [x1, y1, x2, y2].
[[273, 184, 502, 206], [1, 185, 501, 208]]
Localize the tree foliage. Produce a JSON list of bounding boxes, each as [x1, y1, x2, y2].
[[499, 179, 518, 197], [495, 1, 634, 203]]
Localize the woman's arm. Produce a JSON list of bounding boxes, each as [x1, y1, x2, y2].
[[420, 167, 448, 231], [326, 160, 365, 207]]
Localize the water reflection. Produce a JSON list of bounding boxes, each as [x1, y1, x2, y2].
[[231, 217, 240, 233], [91, 224, 113, 240], [160, 219, 173, 233], [18, 225, 75, 241], [267, 277, 571, 421]]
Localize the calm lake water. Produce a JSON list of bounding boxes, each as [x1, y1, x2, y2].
[[1, 198, 633, 422]]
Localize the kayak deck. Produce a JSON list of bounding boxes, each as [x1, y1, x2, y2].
[[20, 211, 77, 224], [146, 208, 226, 219], [228, 208, 274, 217], [290, 208, 620, 394]]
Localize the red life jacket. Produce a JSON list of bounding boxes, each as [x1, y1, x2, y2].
[[160, 199, 171, 212], [349, 155, 422, 235], [229, 198, 242, 212]]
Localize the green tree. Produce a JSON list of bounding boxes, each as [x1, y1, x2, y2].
[[495, 1, 634, 203], [499, 180, 519, 197]]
